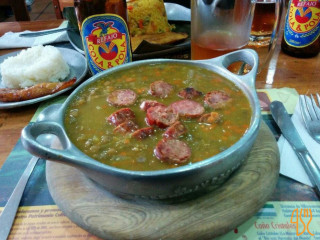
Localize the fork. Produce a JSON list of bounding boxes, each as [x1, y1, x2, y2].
[[299, 94, 320, 144]]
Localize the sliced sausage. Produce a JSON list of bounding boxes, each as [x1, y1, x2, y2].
[[131, 127, 154, 140], [199, 112, 221, 124], [154, 139, 191, 164], [170, 100, 204, 118], [149, 81, 173, 98], [178, 87, 203, 99], [204, 91, 232, 109], [107, 108, 135, 126], [146, 105, 178, 128], [113, 120, 139, 134], [163, 121, 187, 139], [107, 89, 137, 107], [140, 100, 165, 112]]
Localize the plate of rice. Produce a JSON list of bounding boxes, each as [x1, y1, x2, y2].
[[0, 45, 88, 109]]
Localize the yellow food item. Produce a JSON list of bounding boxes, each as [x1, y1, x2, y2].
[[127, 0, 174, 36]]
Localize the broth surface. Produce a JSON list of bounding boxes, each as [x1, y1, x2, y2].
[[64, 63, 251, 171]]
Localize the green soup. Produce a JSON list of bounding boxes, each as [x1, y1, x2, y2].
[[64, 63, 251, 171]]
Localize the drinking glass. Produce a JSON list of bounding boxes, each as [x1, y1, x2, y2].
[[249, 0, 284, 72], [191, 0, 255, 60], [191, 0, 283, 73], [250, 0, 277, 45]]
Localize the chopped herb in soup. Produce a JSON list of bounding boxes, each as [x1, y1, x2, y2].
[[64, 63, 251, 171]]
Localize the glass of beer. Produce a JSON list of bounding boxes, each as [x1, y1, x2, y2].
[[250, 0, 278, 45], [191, 0, 255, 60], [248, 0, 283, 72]]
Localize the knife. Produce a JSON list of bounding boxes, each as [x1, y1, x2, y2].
[[270, 101, 320, 197], [0, 156, 39, 239]]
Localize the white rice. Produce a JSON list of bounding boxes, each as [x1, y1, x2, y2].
[[0, 45, 70, 89]]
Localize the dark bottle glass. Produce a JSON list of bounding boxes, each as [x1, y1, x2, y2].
[[281, 0, 320, 58], [74, 0, 127, 31]]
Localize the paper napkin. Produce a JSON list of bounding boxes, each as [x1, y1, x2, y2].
[[0, 22, 69, 49], [278, 99, 320, 187]]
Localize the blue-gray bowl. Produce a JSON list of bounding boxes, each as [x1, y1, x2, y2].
[[21, 49, 261, 201]]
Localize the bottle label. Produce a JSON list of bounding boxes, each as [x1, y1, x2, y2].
[[81, 14, 132, 75], [284, 0, 320, 48]]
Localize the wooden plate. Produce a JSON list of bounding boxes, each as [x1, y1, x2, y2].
[[46, 122, 279, 239]]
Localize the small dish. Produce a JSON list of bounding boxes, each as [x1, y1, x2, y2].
[[0, 47, 88, 109]]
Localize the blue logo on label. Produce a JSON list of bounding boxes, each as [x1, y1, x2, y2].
[[284, 0, 320, 48], [81, 14, 132, 75]]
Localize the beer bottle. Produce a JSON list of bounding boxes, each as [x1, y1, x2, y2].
[[281, 0, 320, 58], [74, 0, 132, 75]]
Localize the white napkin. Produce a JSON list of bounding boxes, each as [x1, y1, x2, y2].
[[278, 100, 320, 187], [0, 22, 69, 49], [165, 3, 191, 21]]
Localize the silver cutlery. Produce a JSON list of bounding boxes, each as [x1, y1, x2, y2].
[[270, 101, 320, 197], [0, 156, 39, 239], [0, 134, 53, 239], [19, 27, 77, 38], [300, 94, 320, 144]]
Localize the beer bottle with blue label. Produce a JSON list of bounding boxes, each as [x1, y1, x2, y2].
[[281, 0, 320, 58], [74, 0, 132, 75]]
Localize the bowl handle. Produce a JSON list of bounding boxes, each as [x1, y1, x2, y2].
[[200, 49, 259, 88], [21, 121, 82, 163]]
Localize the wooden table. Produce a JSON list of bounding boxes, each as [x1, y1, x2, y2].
[[0, 21, 319, 240], [0, 20, 319, 185]]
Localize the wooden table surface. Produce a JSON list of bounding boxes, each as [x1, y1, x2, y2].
[[0, 20, 320, 169]]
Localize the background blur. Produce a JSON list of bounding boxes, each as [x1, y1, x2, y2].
[[0, 0, 190, 22]]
